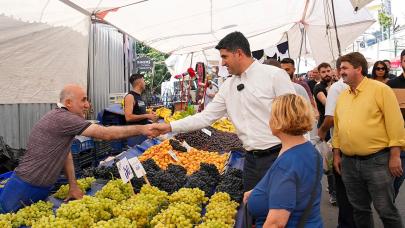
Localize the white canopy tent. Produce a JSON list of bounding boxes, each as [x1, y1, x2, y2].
[[0, 0, 89, 104], [69, 0, 374, 68]]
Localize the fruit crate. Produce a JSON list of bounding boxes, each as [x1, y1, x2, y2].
[[71, 136, 94, 154]]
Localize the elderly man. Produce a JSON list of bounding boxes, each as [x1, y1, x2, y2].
[[0, 84, 157, 213], [333, 52, 404, 228]]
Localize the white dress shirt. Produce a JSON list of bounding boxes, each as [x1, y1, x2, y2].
[[325, 78, 348, 116], [293, 83, 310, 102], [171, 61, 296, 151]]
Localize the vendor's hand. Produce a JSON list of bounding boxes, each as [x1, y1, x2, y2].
[[142, 124, 161, 138], [243, 190, 253, 204], [147, 113, 158, 122], [152, 123, 172, 135], [64, 185, 84, 202], [333, 149, 342, 175], [389, 153, 403, 177]]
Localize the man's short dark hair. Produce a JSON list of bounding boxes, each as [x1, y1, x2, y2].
[[318, 62, 331, 71], [280, 58, 295, 66], [215, 31, 251, 57], [401, 49, 405, 60], [340, 52, 368, 76], [129, 73, 144, 85]]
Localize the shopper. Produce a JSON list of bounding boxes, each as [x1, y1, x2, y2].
[[370, 61, 389, 84], [152, 31, 296, 192], [0, 84, 158, 213], [244, 94, 322, 228], [333, 52, 404, 228]]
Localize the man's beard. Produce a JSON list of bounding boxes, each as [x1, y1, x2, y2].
[[322, 76, 332, 83]]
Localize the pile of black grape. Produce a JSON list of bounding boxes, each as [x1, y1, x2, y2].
[[216, 168, 244, 203], [169, 139, 187, 152], [175, 127, 244, 152], [184, 163, 220, 197], [131, 159, 187, 194], [82, 164, 119, 180]]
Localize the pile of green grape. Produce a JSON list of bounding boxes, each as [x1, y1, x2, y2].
[[32, 215, 72, 228], [95, 179, 133, 202], [150, 202, 201, 228], [93, 217, 137, 228], [0, 213, 15, 228], [53, 177, 96, 199], [200, 192, 238, 226], [169, 188, 208, 205], [113, 185, 168, 226], [11, 200, 53, 227]]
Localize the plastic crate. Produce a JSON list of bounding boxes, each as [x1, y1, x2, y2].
[[71, 136, 94, 154], [110, 140, 127, 154]]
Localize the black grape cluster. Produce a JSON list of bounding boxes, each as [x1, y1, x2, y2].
[[184, 163, 220, 197], [82, 165, 119, 180], [169, 139, 187, 152], [216, 168, 244, 203]]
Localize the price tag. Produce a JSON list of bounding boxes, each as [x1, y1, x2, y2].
[[181, 141, 192, 152], [168, 149, 179, 162], [116, 157, 134, 183], [201, 128, 212, 136], [128, 157, 146, 178]]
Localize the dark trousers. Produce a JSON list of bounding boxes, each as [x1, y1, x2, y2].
[[243, 144, 281, 192], [393, 152, 405, 199], [341, 152, 403, 228], [334, 168, 356, 228]]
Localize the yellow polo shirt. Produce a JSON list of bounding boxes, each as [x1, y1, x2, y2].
[[332, 77, 405, 156]]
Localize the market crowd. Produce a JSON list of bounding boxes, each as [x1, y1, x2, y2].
[[0, 31, 404, 228]]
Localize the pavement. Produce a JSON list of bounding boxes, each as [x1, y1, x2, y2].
[[320, 176, 405, 228]]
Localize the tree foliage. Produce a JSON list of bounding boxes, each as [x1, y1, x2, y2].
[[135, 42, 170, 95]]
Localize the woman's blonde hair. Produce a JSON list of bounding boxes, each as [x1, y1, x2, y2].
[[270, 94, 314, 136]]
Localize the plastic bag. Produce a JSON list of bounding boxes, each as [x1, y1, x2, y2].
[[313, 137, 333, 171]]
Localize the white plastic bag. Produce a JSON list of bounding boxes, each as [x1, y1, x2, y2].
[[313, 137, 333, 171]]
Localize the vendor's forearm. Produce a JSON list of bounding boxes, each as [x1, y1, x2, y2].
[[319, 116, 334, 132], [64, 152, 78, 186], [82, 124, 147, 141], [125, 114, 149, 122]]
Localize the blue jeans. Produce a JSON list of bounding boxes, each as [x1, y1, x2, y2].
[[0, 173, 51, 213], [393, 152, 405, 199], [341, 151, 403, 228]]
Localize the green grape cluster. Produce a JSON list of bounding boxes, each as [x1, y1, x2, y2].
[[92, 217, 137, 228], [11, 200, 53, 227], [95, 179, 133, 202], [113, 184, 168, 226], [150, 202, 201, 228], [196, 220, 232, 228], [56, 195, 117, 224], [169, 188, 208, 206], [0, 213, 15, 228], [201, 192, 238, 226], [32, 215, 73, 228], [53, 177, 96, 199]]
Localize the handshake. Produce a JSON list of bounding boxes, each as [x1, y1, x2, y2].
[[141, 123, 172, 138]]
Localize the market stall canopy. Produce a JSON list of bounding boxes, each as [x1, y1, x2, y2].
[[69, 0, 374, 65], [0, 0, 89, 104]]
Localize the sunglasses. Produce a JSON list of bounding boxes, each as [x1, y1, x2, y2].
[[375, 67, 386, 71]]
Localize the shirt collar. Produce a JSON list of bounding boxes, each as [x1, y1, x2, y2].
[[241, 60, 258, 77], [349, 76, 367, 94]]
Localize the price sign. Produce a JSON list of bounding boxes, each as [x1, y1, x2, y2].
[[168, 149, 179, 162], [116, 157, 134, 183], [181, 141, 192, 152], [128, 157, 147, 178], [201, 128, 212, 136]]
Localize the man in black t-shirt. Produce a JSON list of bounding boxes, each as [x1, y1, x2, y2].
[[314, 62, 333, 129], [307, 67, 321, 94]]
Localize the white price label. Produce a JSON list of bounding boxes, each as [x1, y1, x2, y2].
[[168, 149, 179, 162], [201, 128, 212, 136], [128, 157, 146, 178], [116, 157, 134, 183], [181, 141, 192, 152]]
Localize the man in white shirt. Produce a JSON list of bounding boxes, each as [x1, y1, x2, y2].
[[153, 31, 296, 191]]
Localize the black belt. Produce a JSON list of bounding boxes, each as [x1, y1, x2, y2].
[[247, 144, 282, 157], [344, 148, 389, 160]]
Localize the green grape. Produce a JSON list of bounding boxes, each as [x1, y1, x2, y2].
[[12, 200, 53, 227], [0, 212, 15, 227], [201, 192, 238, 226], [150, 202, 201, 227], [53, 177, 96, 199], [32, 215, 73, 228], [169, 188, 208, 206], [196, 220, 233, 228], [0, 220, 12, 228], [95, 179, 133, 202], [92, 217, 137, 228]]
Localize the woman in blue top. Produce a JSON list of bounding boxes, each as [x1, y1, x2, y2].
[[244, 94, 323, 228]]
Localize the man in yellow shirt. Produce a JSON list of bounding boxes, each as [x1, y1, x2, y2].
[[332, 52, 405, 228]]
